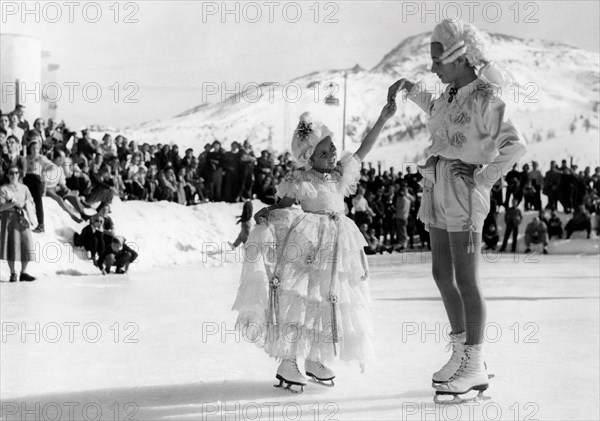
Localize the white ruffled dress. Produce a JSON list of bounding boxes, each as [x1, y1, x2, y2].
[[232, 152, 374, 365]]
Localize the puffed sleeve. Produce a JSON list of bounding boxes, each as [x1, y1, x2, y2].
[[339, 151, 362, 197], [407, 81, 436, 115], [275, 169, 318, 200], [473, 92, 527, 188]]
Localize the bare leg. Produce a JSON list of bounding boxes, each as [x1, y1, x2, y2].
[[46, 190, 83, 222], [430, 227, 465, 334], [448, 231, 486, 345]]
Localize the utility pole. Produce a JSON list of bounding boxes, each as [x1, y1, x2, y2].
[[342, 72, 347, 151]]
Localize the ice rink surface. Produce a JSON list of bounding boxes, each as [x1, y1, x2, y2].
[[1, 252, 599, 420]]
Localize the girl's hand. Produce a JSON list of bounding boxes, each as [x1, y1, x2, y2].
[[387, 79, 413, 103], [254, 207, 269, 224], [380, 101, 397, 121], [451, 162, 479, 186]]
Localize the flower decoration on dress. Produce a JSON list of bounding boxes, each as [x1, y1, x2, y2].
[[452, 111, 472, 126], [451, 131, 467, 147], [296, 120, 313, 141], [328, 292, 338, 303], [475, 83, 499, 102]]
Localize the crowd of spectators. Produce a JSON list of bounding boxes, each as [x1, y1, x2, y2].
[[1, 105, 599, 265]]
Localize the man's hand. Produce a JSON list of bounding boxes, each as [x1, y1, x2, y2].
[[451, 162, 479, 186], [387, 79, 414, 103]]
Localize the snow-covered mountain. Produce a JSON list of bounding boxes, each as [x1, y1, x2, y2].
[[123, 31, 600, 169]]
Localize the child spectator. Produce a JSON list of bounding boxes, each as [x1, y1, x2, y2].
[[229, 200, 253, 249], [547, 210, 563, 239], [74, 214, 105, 265], [98, 236, 137, 275]]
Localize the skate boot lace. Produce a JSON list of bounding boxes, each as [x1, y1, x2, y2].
[[292, 359, 301, 374], [440, 338, 462, 371], [447, 349, 471, 382]]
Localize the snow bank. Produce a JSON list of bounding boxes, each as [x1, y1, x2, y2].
[[1, 198, 597, 279], [0, 198, 265, 277]]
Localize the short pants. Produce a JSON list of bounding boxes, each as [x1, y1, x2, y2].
[[418, 157, 490, 233]]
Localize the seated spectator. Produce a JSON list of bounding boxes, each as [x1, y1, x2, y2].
[[99, 134, 117, 159], [74, 214, 105, 265], [76, 129, 97, 160], [63, 151, 92, 197], [565, 204, 592, 239], [524, 215, 548, 254], [175, 167, 194, 205], [97, 236, 138, 275], [368, 227, 393, 254], [44, 151, 87, 223], [482, 213, 499, 251], [156, 164, 177, 201], [145, 163, 159, 201], [0, 128, 7, 155], [96, 202, 115, 239], [126, 167, 148, 201], [547, 210, 563, 239], [86, 164, 117, 205]]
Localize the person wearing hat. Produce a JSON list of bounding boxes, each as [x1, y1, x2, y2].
[[233, 102, 396, 392], [388, 18, 527, 402]]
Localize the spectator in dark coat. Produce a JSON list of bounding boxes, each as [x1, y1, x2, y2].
[[207, 141, 224, 201], [74, 214, 105, 265], [222, 142, 241, 202], [98, 236, 138, 275], [565, 204, 592, 239], [500, 198, 523, 252]]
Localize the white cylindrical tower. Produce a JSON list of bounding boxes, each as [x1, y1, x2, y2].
[[0, 33, 42, 120]]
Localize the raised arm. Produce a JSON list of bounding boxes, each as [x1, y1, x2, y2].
[[354, 102, 396, 162]]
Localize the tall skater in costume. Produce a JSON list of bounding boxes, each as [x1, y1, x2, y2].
[[233, 102, 396, 393], [388, 18, 526, 403]]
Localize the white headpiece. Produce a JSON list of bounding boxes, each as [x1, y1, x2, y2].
[[291, 112, 333, 169], [431, 18, 514, 88]]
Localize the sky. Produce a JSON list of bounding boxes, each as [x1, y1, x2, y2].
[[1, 0, 599, 128]]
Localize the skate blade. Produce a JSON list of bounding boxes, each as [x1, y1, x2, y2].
[[434, 390, 490, 405], [307, 375, 335, 387], [274, 376, 305, 394]]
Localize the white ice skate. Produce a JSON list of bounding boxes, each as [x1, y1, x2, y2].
[[274, 359, 307, 393], [305, 360, 335, 386], [432, 331, 465, 387], [434, 344, 491, 404]]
